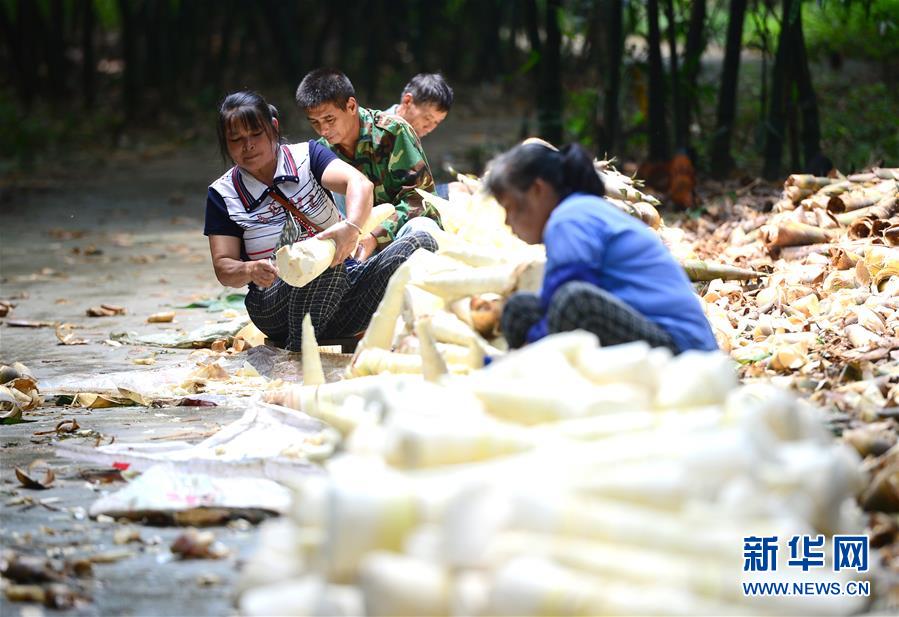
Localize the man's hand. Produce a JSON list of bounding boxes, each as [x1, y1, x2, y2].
[[317, 221, 360, 266], [353, 233, 378, 262], [247, 259, 279, 288]]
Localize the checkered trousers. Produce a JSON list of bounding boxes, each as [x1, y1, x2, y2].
[[501, 281, 679, 353], [245, 231, 437, 351]]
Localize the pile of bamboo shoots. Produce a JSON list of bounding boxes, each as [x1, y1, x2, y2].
[[240, 333, 874, 616]]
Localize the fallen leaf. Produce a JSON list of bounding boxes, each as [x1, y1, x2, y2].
[[4, 584, 45, 604], [0, 300, 13, 317], [196, 573, 221, 587], [231, 338, 249, 352], [147, 311, 175, 323], [5, 320, 57, 328], [113, 528, 143, 545], [210, 339, 228, 353], [87, 550, 134, 564], [79, 468, 125, 484], [33, 418, 80, 436], [15, 461, 55, 490], [170, 528, 229, 560], [177, 397, 217, 407], [71, 393, 132, 409], [0, 551, 64, 583], [47, 228, 87, 240], [86, 304, 126, 317], [56, 323, 88, 345]]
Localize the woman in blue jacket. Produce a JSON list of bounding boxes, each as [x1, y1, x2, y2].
[[484, 141, 717, 354]]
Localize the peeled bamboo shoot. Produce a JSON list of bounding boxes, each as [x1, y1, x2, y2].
[[301, 314, 325, 386]]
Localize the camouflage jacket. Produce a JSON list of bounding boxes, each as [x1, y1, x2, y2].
[[318, 107, 441, 245]]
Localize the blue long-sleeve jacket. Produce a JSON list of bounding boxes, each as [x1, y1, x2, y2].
[[527, 192, 718, 353]]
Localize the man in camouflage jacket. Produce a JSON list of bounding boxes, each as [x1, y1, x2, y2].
[[296, 68, 442, 260]]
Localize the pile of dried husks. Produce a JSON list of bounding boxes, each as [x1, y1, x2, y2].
[[240, 333, 871, 616]]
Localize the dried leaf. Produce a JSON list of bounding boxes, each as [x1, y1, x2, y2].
[[79, 468, 125, 484], [15, 461, 55, 490], [170, 528, 229, 560], [147, 311, 175, 323], [210, 339, 228, 353], [86, 304, 126, 317], [71, 393, 132, 409], [56, 323, 88, 345], [5, 319, 58, 328]]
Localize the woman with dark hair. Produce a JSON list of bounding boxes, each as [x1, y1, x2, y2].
[[484, 141, 717, 354], [204, 91, 436, 351]]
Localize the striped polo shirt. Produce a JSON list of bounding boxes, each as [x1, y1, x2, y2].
[[204, 141, 338, 260]]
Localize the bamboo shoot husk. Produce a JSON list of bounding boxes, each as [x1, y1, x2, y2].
[[885, 223, 899, 246], [301, 314, 325, 386], [784, 185, 815, 203], [633, 201, 662, 229], [785, 174, 836, 190], [763, 223, 834, 250], [827, 189, 882, 213], [680, 260, 763, 281]]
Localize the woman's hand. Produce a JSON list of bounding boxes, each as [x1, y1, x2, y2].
[[317, 221, 360, 266], [353, 233, 378, 262], [246, 259, 279, 288]]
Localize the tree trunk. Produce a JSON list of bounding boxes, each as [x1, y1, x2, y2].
[[0, 2, 31, 107], [598, 0, 623, 155], [709, 0, 748, 179], [118, 0, 139, 121], [790, 7, 822, 168], [681, 0, 706, 149], [763, 0, 794, 180], [82, 0, 95, 108], [646, 0, 670, 161], [664, 0, 685, 149], [538, 0, 563, 144], [470, 0, 502, 80], [46, 0, 66, 102]]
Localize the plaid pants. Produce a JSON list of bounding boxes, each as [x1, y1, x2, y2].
[[245, 231, 437, 351], [501, 281, 678, 353]]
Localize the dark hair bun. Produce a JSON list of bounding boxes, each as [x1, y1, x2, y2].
[[560, 144, 605, 197]]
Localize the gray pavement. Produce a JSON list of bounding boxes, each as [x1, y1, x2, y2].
[[1, 148, 265, 616]]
